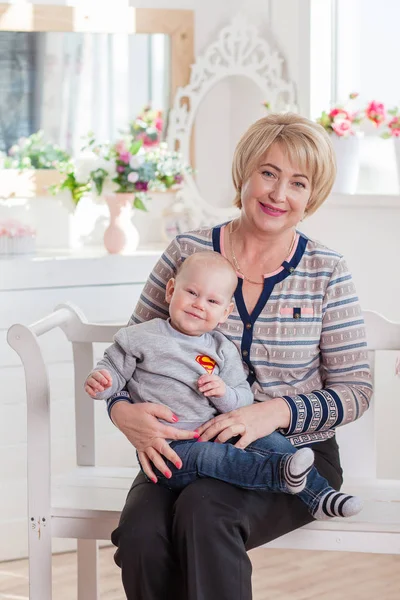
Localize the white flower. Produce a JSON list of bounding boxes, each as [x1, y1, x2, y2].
[[127, 171, 139, 183], [75, 152, 99, 181], [129, 148, 145, 169]]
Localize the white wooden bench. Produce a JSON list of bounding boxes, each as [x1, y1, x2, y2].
[[7, 303, 400, 600]]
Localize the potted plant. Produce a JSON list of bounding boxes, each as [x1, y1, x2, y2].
[[0, 130, 68, 199], [75, 133, 188, 252], [316, 93, 364, 194]]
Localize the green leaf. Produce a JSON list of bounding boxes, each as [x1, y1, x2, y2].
[[129, 140, 143, 155], [133, 196, 147, 211]]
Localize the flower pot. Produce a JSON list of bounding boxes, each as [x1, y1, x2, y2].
[[133, 190, 187, 245], [104, 192, 139, 254], [393, 138, 400, 193], [331, 135, 361, 194], [0, 169, 63, 199]]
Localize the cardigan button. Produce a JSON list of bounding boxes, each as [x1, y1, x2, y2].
[[246, 323, 252, 329], [242, 350, 249, 357]]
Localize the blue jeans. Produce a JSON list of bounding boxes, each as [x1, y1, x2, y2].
[[148, 431, 333, 515]]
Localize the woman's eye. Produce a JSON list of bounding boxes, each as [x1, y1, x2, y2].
[[293, 181, 306, 189], [262, 170, 274, 178]]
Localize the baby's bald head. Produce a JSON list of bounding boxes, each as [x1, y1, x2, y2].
[[175, 251, 238, 301]]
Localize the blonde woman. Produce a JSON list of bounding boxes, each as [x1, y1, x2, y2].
[[108, 113, 372, 600]]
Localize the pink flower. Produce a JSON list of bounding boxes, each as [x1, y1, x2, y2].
[[332, 118, 353, 137], [115, 140, 127, 154], [135, 181, 149, 191], [365, 101, 386, 127], [119, 152, 130, 164], [155, 118, 163, 132], [174, 174, 183, 184], [117, 165, 125, 173], [329, 108, 350, 120], [388, 117, 400, 136]]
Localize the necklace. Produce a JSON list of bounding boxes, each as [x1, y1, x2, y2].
[[229, 221, 297, 285]]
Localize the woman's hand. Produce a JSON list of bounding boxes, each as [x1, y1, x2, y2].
[[110, 401, 199, 482], [196, 398, 291, 449]]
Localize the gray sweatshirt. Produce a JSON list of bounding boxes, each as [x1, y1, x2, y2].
[[93, 318, 253, 430]]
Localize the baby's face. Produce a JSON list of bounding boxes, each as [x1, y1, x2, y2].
[[165, 264, 234, 336]]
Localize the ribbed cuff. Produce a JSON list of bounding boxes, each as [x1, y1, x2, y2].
[[106, 391, 133, 422]]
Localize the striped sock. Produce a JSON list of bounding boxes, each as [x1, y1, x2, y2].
[[313, 490, 363, 521], [283, 448, 314, 493]]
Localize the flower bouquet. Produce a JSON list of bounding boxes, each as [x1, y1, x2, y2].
[[128, 106, 164, 147], [81, 133, 187, 211], [1, 130, 70, 169]]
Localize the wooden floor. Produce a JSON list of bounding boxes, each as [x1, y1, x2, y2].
[[0, 546, 399, 599]]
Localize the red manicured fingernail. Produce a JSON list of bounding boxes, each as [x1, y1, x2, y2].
[[194, 429, 199, 433], [151, 477, 157, 483], [193, 432, 200, 439], [175, 462, 182, 469], [172, 415, 179, 422], [164, 471, 171, 478]]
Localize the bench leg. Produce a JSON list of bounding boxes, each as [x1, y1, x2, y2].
[[77, 539, 99, 600], [28, 515, 52, 600]]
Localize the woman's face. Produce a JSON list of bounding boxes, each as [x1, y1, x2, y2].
[[240, 142, 311, 235]]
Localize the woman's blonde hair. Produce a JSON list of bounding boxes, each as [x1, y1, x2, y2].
[[232, 113, 336, 216]]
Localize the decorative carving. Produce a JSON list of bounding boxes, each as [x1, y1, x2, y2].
[[168, 16, 296, 227]]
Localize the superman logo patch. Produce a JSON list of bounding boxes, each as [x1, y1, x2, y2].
[[195, 355, 216, 374]]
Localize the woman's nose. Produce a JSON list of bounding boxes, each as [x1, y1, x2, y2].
[[269, 180, 286, 203]]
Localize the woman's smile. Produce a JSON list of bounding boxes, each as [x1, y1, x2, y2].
[[258, 202, 287, 216]]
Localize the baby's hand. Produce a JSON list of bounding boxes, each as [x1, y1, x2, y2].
[[198, 374, 226, 398], [85, 369, 113, 398]]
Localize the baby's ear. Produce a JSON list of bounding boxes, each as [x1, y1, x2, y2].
[[165, 278, 176, 303], [219, 301, 234, 324]]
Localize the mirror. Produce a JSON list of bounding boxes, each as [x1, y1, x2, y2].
[[167, 16, 296, 226], [0, 31, 170, 155], [195, 76, 267, 211]]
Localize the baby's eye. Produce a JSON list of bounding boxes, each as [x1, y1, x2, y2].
[[208, 299, 219, 304], [187, 289, 196, 295]]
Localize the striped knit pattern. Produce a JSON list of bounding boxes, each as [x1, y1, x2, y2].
[[313, 490, 363, 520], [129, 225, 372, 447], [283, 448, 314, 493]]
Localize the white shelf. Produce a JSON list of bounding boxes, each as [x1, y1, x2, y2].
[[0, 244, 165, 291]]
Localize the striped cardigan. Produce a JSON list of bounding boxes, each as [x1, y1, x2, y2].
[[127, 224, 372, 447]]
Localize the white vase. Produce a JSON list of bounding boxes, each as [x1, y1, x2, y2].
[[133, 190, 186, 245], [331, 135, 361, 194], [104, 193, 139, 254], [393, 138, 400, 193]]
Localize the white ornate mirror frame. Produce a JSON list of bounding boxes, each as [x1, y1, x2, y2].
[[167, 16, 296, 226]]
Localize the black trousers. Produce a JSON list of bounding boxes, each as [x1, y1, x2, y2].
[[111, 436, 343, 600]]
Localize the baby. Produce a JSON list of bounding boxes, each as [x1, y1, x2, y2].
[[85, 251, 362, 521]]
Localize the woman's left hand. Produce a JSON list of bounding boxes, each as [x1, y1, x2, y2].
[[196, 398, 291, 449]]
